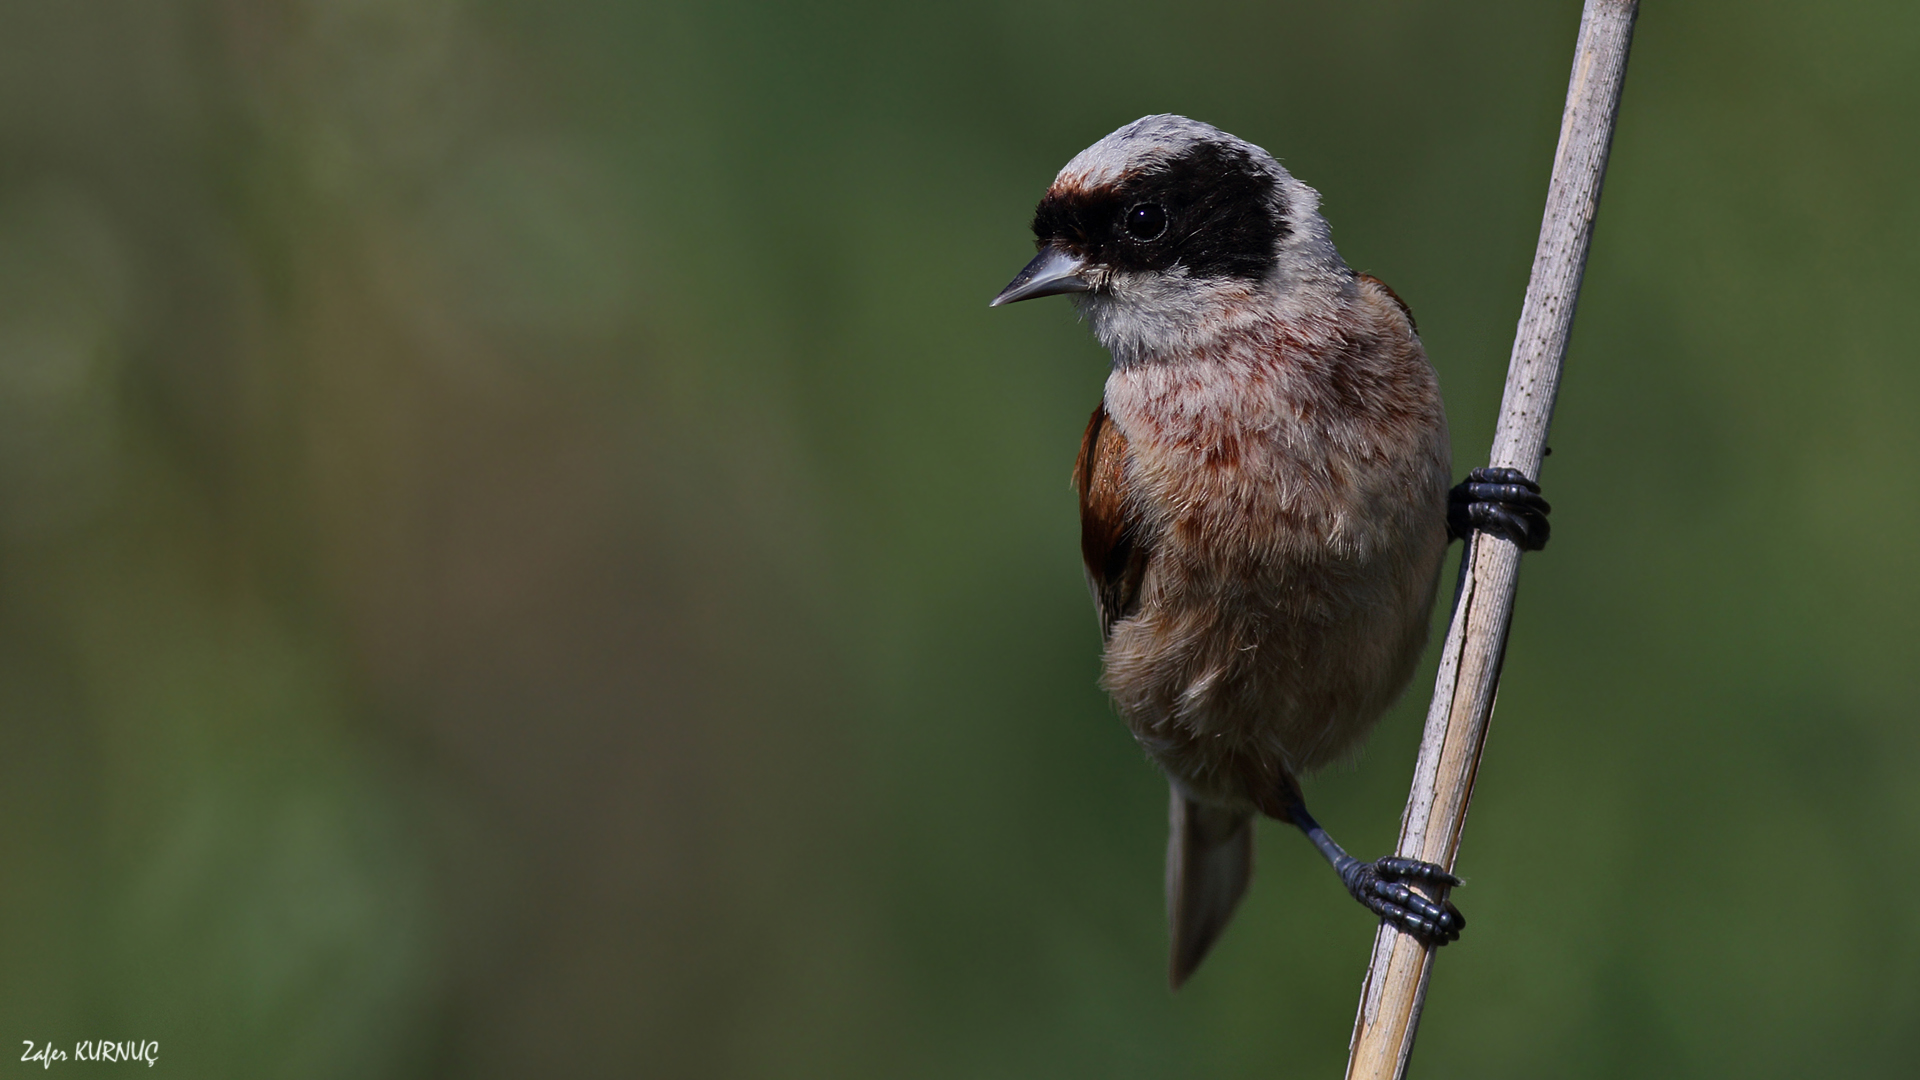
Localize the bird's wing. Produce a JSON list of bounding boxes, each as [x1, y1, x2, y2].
[[1356, 272, 1417, 333], [1077, 404, 1253, 989], [1074, 401, 1151, 641]]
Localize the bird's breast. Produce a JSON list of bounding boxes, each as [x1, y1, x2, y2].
[[1094, 315, 1452, 789], [1104, 332, 1443, 563]]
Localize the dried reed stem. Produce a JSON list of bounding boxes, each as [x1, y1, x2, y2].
[[1344, 3, 1639, 1076]]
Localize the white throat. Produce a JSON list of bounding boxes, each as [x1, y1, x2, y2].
[[1077, 222, 1351, 367]]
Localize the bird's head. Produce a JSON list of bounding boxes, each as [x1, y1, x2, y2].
[[992, 115, 1345, 363]]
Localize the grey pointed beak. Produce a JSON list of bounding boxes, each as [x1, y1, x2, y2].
[[989, 244, 1091, 307]]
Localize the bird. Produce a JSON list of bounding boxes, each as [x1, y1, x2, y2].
[[991, 115, 1549, 988]]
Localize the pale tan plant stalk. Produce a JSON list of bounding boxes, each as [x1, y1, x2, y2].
[[1344, 2, 1640, 1076]]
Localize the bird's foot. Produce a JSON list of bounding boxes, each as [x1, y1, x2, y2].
[[1448, 467, 1551, 550], [1339, 856, 1465, 944]]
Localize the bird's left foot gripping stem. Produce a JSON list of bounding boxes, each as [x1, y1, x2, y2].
[[1448, 466, 1551, 551], [1290, 800, 1465, 944]]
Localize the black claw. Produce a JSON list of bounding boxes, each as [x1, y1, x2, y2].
[[1340, 857, 1465, 945], [1371, 880, 1453, 925], [1374, 887, 1441, 928], [1375, 856, 1462, 887], [1448, 466, 1552, 550], [1471, 466, 1538, 490]]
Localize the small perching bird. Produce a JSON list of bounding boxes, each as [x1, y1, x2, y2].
[[993, 115, 1549, 988]]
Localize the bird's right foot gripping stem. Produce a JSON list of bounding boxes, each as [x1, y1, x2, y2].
[[1448, 466, 1551, 551], [1289, 799, 1465, 944]]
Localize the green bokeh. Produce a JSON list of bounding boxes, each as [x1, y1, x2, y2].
[[3, 1, 1916, 1076]]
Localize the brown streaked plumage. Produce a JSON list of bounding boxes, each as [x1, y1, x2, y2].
[[996, 115, 1547, 989], [1086, 278, 1449, 822]]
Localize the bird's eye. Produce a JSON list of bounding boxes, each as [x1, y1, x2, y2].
[[1124, 203, 1168, 242]]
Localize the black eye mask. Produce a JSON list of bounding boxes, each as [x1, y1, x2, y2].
[[1031, 141, 1289, 282]]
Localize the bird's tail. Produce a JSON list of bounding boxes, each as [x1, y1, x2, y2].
[[1165, 785, 1255, 989]]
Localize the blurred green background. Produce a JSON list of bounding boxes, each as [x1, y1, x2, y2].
[[3, 0, 1917, 1076]]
